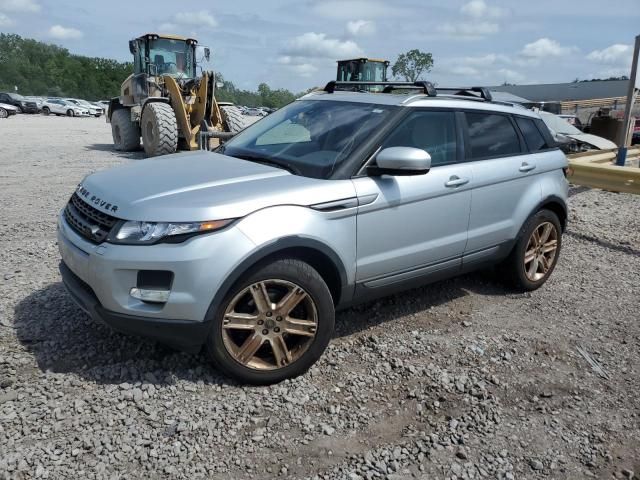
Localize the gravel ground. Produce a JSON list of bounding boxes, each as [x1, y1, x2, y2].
[[0, 115, 639, 480]]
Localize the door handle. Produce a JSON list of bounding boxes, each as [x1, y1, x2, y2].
[[445, 176, 469, 188], [519, 162, 536, 172]]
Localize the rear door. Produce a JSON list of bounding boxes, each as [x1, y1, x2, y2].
[[463, 111, 542, 263], [353, 109, 472, 285]]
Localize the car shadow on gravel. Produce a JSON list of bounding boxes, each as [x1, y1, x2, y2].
[[334, 270, 509, 338], [13, 272, 509, 385], [85, 143, 145, 160], [13, 282, 233, 386]]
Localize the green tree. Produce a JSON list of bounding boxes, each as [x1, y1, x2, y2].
[[391, 49, 434, 82]]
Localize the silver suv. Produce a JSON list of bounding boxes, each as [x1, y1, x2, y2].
[[58, 81, 568, 384]]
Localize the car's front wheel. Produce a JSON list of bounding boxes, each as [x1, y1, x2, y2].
[[0, 108, 7, 118], [42, 107, 50, 116], [206, 259, 335, 385], [501, 209, 562, 291], [66, 109, 74, 117]]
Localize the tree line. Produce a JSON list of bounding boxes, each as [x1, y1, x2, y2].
[[0, 33, 436, 106], [0, 33, 304, 107]]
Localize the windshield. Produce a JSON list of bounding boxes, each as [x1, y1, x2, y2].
[[148, 38, 195, 78], [9, 93, 24, 100], [219, 99, 397, 179], [540, 112, 582, 135]]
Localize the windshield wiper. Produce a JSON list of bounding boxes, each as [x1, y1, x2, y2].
[[232, 154, 300, 175]]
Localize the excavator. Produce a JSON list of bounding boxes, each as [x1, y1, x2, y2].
[[108, 33, 252, 157], [336, 58, 390, 92]]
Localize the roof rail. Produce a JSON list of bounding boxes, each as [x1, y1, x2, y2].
[[323, 81, 493, 102], [436, 87, 493, 102], [323, 80, 437, 96]]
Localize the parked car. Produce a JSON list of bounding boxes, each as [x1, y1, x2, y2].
[[58, 83, 568, 384], [538, 111, 617, 153], [65, 99, 101, 117], [0, 92, 39, 113], [42, 99, 89, 117], [0, 102, 19, 118], [90, 102, 105, 115], [24, 96, 44, 112]]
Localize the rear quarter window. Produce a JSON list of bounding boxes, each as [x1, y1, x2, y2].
[[464, 112, 521, 160], [515, 116, 549, 152]]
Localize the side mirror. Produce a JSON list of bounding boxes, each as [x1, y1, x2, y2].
[[369, 147, 432, 176], [216, 81, 224, 89], [128, 40, 137, 55], [204, 47, 211, 62]]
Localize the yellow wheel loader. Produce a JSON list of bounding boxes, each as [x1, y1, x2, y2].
[[108, 33, 253, 157]]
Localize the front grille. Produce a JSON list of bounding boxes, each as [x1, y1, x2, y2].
[[64, 193, 119, 243]]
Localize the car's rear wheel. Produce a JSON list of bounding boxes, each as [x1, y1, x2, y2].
[[0, 108, 7, 118], [206, 259, 335, 385], [501, 209, 562, 291], [42, 107, 50, 116]]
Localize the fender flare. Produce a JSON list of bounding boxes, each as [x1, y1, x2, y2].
[[202, 235, 350, 325]]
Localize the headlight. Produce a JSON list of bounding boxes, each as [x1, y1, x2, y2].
[[110, 219, 234, 244]]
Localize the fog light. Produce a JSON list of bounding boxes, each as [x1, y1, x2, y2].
[[130, 288, 170, 303]]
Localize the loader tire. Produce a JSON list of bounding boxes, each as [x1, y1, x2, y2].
[[220, 105, 258, 133], [141, 102, 178, 157], [111, 108, 140, 152]]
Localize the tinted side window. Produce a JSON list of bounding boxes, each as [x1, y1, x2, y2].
[[382, 110, 457, 166], [515, 116, 548, 151], [464, 112, 521, 159]]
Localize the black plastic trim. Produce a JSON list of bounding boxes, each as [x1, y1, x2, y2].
[[59, 262, 206, 352]]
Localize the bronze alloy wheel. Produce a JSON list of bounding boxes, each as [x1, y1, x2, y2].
[[221, 279, 318, 371], [523, 221, 559, 282]]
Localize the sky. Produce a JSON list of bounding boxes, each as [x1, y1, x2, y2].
[[1, 0, 639, 92]]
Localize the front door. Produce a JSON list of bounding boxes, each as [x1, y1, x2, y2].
[[353, 109, 472, 286]]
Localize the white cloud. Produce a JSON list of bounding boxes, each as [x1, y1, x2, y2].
[[282, 32, 363, 59], [449, 66, 480, 76], [437, 21, 500, 38], [0, 12, 13, 26], [0, 0, 39, 12], [497, 68, 525, 83], [48, 25, 83, 40], [520, 38, 576, 58], [587, 44, 632, 65], [346, 19, 376, 37], [174, 10, 217, 28], [158, 22, 176, 31], [458, 53, 510, 66], [276, 56, 319, 78], [461, 0, 505, 18], [312, 0, 399, 19]]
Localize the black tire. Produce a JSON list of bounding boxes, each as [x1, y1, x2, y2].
[[500, 209, 562, 291], [66, 109, 74, 117], [16, 106, 22, 114], [206, 259, 335, 385], [42, 107, 50, 116], [220, 105, 259, 133], [141, 102, 178, 157], [111, 108, 141, 152], [0, 108, 7, 119]]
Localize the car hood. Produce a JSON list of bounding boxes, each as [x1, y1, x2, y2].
[[0, 102, 18, 111], [78, 151, 356, 222], [564, 133, 617, 150]]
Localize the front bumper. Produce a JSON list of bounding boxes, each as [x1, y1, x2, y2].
[[59, 262, 208, 352], [56, 210, 256, 347]]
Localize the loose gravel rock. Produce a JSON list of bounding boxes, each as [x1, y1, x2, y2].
[[1, 115, 639, 479]]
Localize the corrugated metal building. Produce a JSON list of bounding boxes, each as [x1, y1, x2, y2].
[[490, 80, 637, 111]]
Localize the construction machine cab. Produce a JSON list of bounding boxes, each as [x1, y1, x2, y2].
[[128, 34, 209, 79], [336, 58, 390, 92]]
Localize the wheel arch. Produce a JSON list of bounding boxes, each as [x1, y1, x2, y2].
[[534, 195, 568, 232], [204, 237, 349, 324]]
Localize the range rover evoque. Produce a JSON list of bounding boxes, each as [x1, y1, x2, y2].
[[58, 81, 568, 384]]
